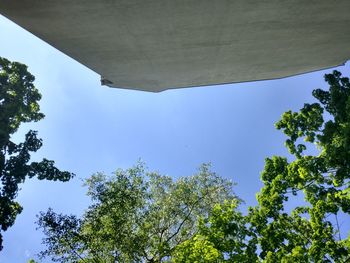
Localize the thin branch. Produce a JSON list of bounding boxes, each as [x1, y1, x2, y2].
[[163, 188, 211, 246], [286, 179, 316, 194], [335, 213, 341, 241], [64, 239, 88, 263]]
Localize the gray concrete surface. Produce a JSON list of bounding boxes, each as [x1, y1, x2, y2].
[[1, 1, 350, 92]]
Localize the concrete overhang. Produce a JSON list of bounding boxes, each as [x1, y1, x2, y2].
[[1, 1, 350, 92]]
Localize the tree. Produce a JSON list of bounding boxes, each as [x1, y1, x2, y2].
[[0, 57, 74, 250], [249, 70, 350, 262], [172, 70, 350, 262], [37, 70, 350, 262], [37, 163, 238, 262], [172, 200, 257, 262]]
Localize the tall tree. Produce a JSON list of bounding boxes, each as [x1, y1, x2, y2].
[[37, 70, 350, 262], [173, 70, 350, 262], [0, 57, 74, 250], [37, 163, 238, 262], [249, 70, 350, 262]]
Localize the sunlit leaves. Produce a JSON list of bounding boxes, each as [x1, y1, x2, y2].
[[174, 70, 350, 262], [37, 70, 350, 262], [38, 163, 237, 262], [250, 70, 350, 262], [173, 199, 258, 262]]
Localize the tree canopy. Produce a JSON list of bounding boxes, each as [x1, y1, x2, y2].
[[173, 70, 350, 262], [37, 70, 350, 262], [37, 163, 238, 262], [249, 70, 350, 262], [0, 57, 74, 250]]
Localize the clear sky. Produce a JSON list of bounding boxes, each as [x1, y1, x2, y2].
[[0, 14, 349, 262]]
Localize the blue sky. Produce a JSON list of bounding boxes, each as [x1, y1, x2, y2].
[[0, 14, 349, 262]]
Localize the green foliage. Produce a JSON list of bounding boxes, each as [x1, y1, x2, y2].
[[172, 70, 350, 262], [173, 200, 258, 262], [0, 57, 74, 250], [250, 71, 350, 262], [37, 70, 350, 262], [37, 163, 238, 262]]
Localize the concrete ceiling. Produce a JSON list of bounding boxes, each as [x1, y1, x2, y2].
[[1, 1, 350, 92]]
